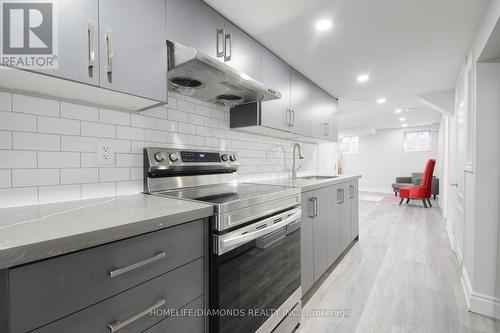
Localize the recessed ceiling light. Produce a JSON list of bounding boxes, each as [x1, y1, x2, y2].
[[315, 19, 332, 31], [395, 108, 402, 114], [399, 117, 405, 121], [377, 97, 386, 104], [357, 74, 370, 83], [402, 124, 408, 128]]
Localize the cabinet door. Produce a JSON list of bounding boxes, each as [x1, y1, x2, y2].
[[300, 191, 315, 295], [311, 89, 338, 142], [290, 69, 313, 136], [327, 184, 342, 264], [224, 21, 262, 81], [350, 179, 360, 239], [340, 183, 353, 251], [99, 0, 167, 102], [326, 97, 339, 142], [34, 0, 99, 85], [166, 0, 225, 61], [260, 48, 291, 132], [313, 187, 330, 281]]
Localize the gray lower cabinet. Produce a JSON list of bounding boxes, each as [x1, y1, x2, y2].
[[99, 0, 167, 102], [350, 180, 360, 239], [33, 0, 99, 85], [4, 219, 205, 333], [301, 179, 358, 295], [167, 0, 225, 62]]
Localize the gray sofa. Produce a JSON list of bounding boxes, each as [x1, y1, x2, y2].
[[392, 172, 439, 199]]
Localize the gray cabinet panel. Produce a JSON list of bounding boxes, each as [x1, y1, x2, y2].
[[351, 179, 360, 239], [99, 0, 167, 102], [311, 88, 338, 142], [143, 297, 204, 333], [313, 186, 332, 280], [300, 192, 315, 295], [34, 0, 99, 85], [9, 220, 203, 333], [340, 183, 353, 251], [224, 21, 263, 81], [166, 0, 225, 61], [290, 69, 312, 136], [327, 184, 342, 264], [32, 258, 204, 333], [261, 48, 291, 132]]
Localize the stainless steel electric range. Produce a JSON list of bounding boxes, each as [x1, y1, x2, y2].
[[144, 147, 302, 333]]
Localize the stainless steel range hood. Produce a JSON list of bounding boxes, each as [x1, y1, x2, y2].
[[167, 41, 281, 106]]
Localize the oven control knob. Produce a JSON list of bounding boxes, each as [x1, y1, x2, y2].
[[154, 152, 167, 162], [221, 154, 229, 162], [169, 152, 180, 162], [230, 154, 238, 162]]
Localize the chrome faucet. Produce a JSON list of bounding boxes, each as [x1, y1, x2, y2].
[[292, 143, 304, 180]]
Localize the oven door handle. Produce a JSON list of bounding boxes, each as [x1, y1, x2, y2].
[[218, 209, 301, 251]]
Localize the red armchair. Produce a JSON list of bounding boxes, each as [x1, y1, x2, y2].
[[399, 159, 436, 208]]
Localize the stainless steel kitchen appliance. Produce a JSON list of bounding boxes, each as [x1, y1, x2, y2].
[[144, 147, 302, 333]]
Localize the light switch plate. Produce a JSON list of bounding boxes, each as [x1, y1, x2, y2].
[[97, 140, 115, 166]]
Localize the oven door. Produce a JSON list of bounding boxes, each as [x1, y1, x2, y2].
[[211, 208, 301, 333]]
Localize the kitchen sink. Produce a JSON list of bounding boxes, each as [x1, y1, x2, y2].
[[298, 176, 339, 180]]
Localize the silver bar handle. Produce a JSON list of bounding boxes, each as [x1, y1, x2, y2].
[[337, 189, 343, 204], [88, 23, 96, 68], [108, 252, 166, 278], [350, 185, 354, 198], [107, 298, 166, 332], [220, 210, 301, 249], [291, 109, 295, 126], [286, 109, 292, 126], [313, 197, 318, 217], [224, 33, 232, 61], [106, 31, 113, 74], [216, 28, 225, 58], [341, 188, 345, 203]]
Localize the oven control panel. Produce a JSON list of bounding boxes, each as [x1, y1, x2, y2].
[[180, 151, 221, 163]]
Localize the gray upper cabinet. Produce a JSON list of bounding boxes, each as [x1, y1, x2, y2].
[[224, 21, 262, 81], [261, 48, 292, 132], [166, 0, 225, 62], [290, 69, 313, 137], [99, 0, 167, 102], [311, 88, 339, 141], [34, 0, 99, 85]]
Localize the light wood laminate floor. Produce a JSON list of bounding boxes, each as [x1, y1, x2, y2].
[[298, 199, 500, 333]]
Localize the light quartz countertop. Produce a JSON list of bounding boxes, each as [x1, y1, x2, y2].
[[259, 174, 361, 192], [0, 194, 213, 269]]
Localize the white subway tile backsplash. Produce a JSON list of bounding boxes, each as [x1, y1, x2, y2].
[[61, 136, 97, 152], [13, 132, 60, 151], [0, 187, 38, 208], [0, 111, 37, 132], [99, 109, 131, 125], [60, 103, 98, 121], [131, 114, 156, 129], [116, 126, 144, 140], [0, 131, 12, 149], [82, 182, 116, 199], [12, 94, 59, 116], [81, 121, 115, 138], [38, 116, 80, 135], [99, 168, 130, 182], [0, 91, 318, 207], [39, 185, 81, 204], [0, 91, 11, 111], [0, 170, 11, 188], [12, 169, 59, 187], [38, 152, 80, 168], [0, 151, 37, 168], [61, 168, 98, 184]]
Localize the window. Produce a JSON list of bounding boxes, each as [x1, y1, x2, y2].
[[340, 136, 359, 153], [403, 130, 431, 152]]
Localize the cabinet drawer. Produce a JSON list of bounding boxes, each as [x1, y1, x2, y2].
[[9, 220, 204, 333], [32, 258, 204, 333], [143, 297, 204, 333]]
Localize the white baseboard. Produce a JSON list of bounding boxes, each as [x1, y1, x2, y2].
[[445, 219, 500, 320], [359, 186, 394, 194]]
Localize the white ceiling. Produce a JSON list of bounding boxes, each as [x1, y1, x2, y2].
[[204, 0, 490, 130]]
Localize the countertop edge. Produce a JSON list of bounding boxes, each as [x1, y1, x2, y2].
[[299, 175, 361, 192], [0, 205, 213, 270]]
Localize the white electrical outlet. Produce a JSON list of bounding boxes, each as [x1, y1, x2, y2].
[[97, 140, 115, 166]]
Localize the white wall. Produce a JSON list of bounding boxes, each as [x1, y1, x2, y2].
[[0, 91, 318, 208], [342, 126, 439, 193]]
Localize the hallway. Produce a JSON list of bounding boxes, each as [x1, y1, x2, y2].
[[298, 199, 500, 333]]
